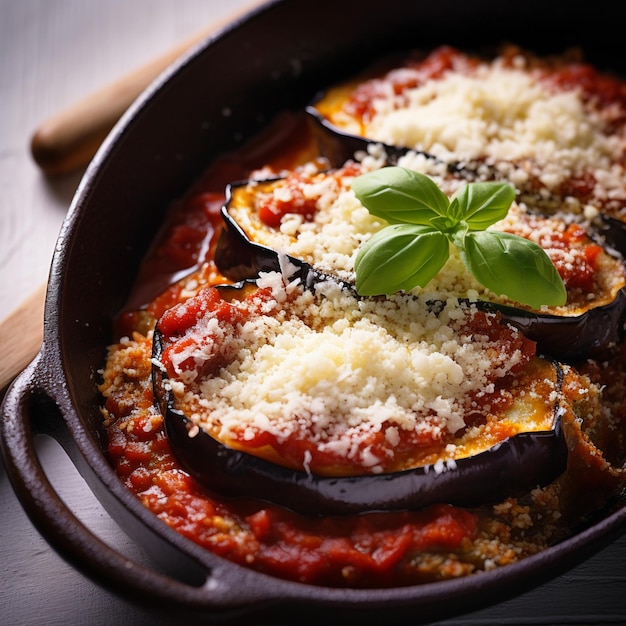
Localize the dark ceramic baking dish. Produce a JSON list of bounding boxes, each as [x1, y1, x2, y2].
[[3, 0, 626, 623]]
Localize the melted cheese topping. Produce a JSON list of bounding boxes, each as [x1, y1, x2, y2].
[[168, 271, 528, 472]]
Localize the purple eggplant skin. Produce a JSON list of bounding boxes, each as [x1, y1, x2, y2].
[[213, 214, 345, 294], [305, 105, 411, 168], [480, 291, 626, 363], [213, 188, 286, 281], [151, 284, 568, 516]]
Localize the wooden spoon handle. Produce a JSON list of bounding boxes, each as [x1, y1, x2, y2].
[[30, 1, 261, 176], [30, 36, 203, 176], [0, 284, 46, 394]]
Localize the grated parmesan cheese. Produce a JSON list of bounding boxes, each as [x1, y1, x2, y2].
[[168, 271, 528, 471], [366, 63, 620, 179]]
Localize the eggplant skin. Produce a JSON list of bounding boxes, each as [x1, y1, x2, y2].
[[151, 285, 568, 516], [214, 202, 285, 281], [159, 404, 567, 515], [477, 291, 626, 362], [305, 106, 410, 169]]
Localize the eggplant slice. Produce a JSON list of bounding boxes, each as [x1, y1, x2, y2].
[[306, 105, 491, 180], [215, 173, 626, 362], [151, 274, 568, 516]]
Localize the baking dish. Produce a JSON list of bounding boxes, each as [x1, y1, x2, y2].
[[3, 0, 626, 622]]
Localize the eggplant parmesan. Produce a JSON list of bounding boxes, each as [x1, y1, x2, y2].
[[151, 269, 568, 514], [98, 45, 626, 588], [216, 167, 626, 359]]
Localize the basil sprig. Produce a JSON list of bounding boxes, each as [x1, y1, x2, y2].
[[352, 167, 567, 309]]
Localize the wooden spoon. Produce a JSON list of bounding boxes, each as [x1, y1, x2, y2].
[[0, 284, 46, 394]]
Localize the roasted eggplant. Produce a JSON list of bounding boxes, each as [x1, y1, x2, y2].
[[214, 171, 626, 361], [151, 273, 569, 515]]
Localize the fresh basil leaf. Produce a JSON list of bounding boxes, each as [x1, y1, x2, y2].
[[446, 197, 464, 225], [430, 215, 458, 232], [355, 224, 449, 295], [452, 182, 516, 230], [352, 167, 449, 225], [460, 231, 567, 308]]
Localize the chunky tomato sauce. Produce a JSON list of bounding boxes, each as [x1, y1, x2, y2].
[[546, 224, 604, 293], [116, 418, 477, 588], [104, 336, 479, 587]]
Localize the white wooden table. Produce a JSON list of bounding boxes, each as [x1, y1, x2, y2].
[[1, 1, 626, 624]]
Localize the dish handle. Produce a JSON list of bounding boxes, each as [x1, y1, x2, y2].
[[0, 353, 281, 620]]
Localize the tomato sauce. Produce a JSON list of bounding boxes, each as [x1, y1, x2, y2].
[[105, 358, 478, 587], [257, 172, 320, 227], [549, 224, 604, 293]]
